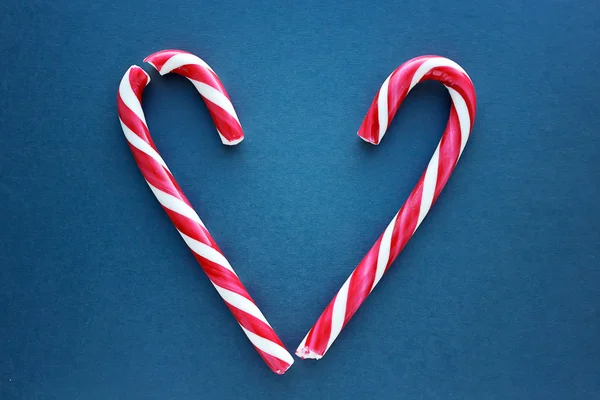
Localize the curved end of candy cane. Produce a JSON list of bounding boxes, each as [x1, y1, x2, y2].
[[356, 55, 476, 146], [143, 49, 245, 146]]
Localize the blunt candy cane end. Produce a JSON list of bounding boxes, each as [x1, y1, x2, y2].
[[357, 118, 383, 145], [220, 133, 244, 146], [357, 131, 381, 145]]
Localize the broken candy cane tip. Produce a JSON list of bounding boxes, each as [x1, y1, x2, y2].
[[295, 347, 323, 360], [294, 333, 324, 359], [144, 50, 190, 75], [274, 364, 294, 375]]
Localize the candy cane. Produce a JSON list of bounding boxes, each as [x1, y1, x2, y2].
[[117, 61, 293, 374], [144, 49, 244, 145], [296, 55, 477, 360]]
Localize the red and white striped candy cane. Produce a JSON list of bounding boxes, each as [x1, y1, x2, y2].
[[296, 55, 477, 359], [117, 62, 293, 374], [144, 49, 244, 145]]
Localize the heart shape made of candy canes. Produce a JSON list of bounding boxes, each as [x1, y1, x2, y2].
[[117, 49, 476, 374]]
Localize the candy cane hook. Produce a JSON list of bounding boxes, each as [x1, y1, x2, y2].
[[117, 54, 293, 374], [144, 49, 244, 145], [296, 55, 477, 360]]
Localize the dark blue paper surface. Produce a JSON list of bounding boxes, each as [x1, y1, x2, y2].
[[1, 0, 599, 398]]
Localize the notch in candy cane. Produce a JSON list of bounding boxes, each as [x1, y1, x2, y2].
[[117, 51, 294, 374], [296, 55, 477, 360]]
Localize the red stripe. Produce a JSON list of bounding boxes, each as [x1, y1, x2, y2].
[[387, 176, 424, 268], [126, 143, 194, 206], [345, 238, 381, 321], [302, 298, 335, 357]]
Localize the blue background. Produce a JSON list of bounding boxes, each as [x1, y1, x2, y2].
[[1, 0, 599, 398]]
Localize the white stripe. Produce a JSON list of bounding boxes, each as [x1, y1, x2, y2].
[[376, 74, 391, 142], [415, 144, 440, 231], [448, 87, 471, 158], [240, 326, 294, 367], [157, 52, 215, 75], [120, 121, 171, 173], [178, 232, 236, 274], [146, 182, 206, 228], [213, 285, 270, 325], [409, 57, 470, 90], [371, 213, 398, 292], [189, 79, 240, 124], [119, 68, 149, 127], [327, 277, 351, 352]]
